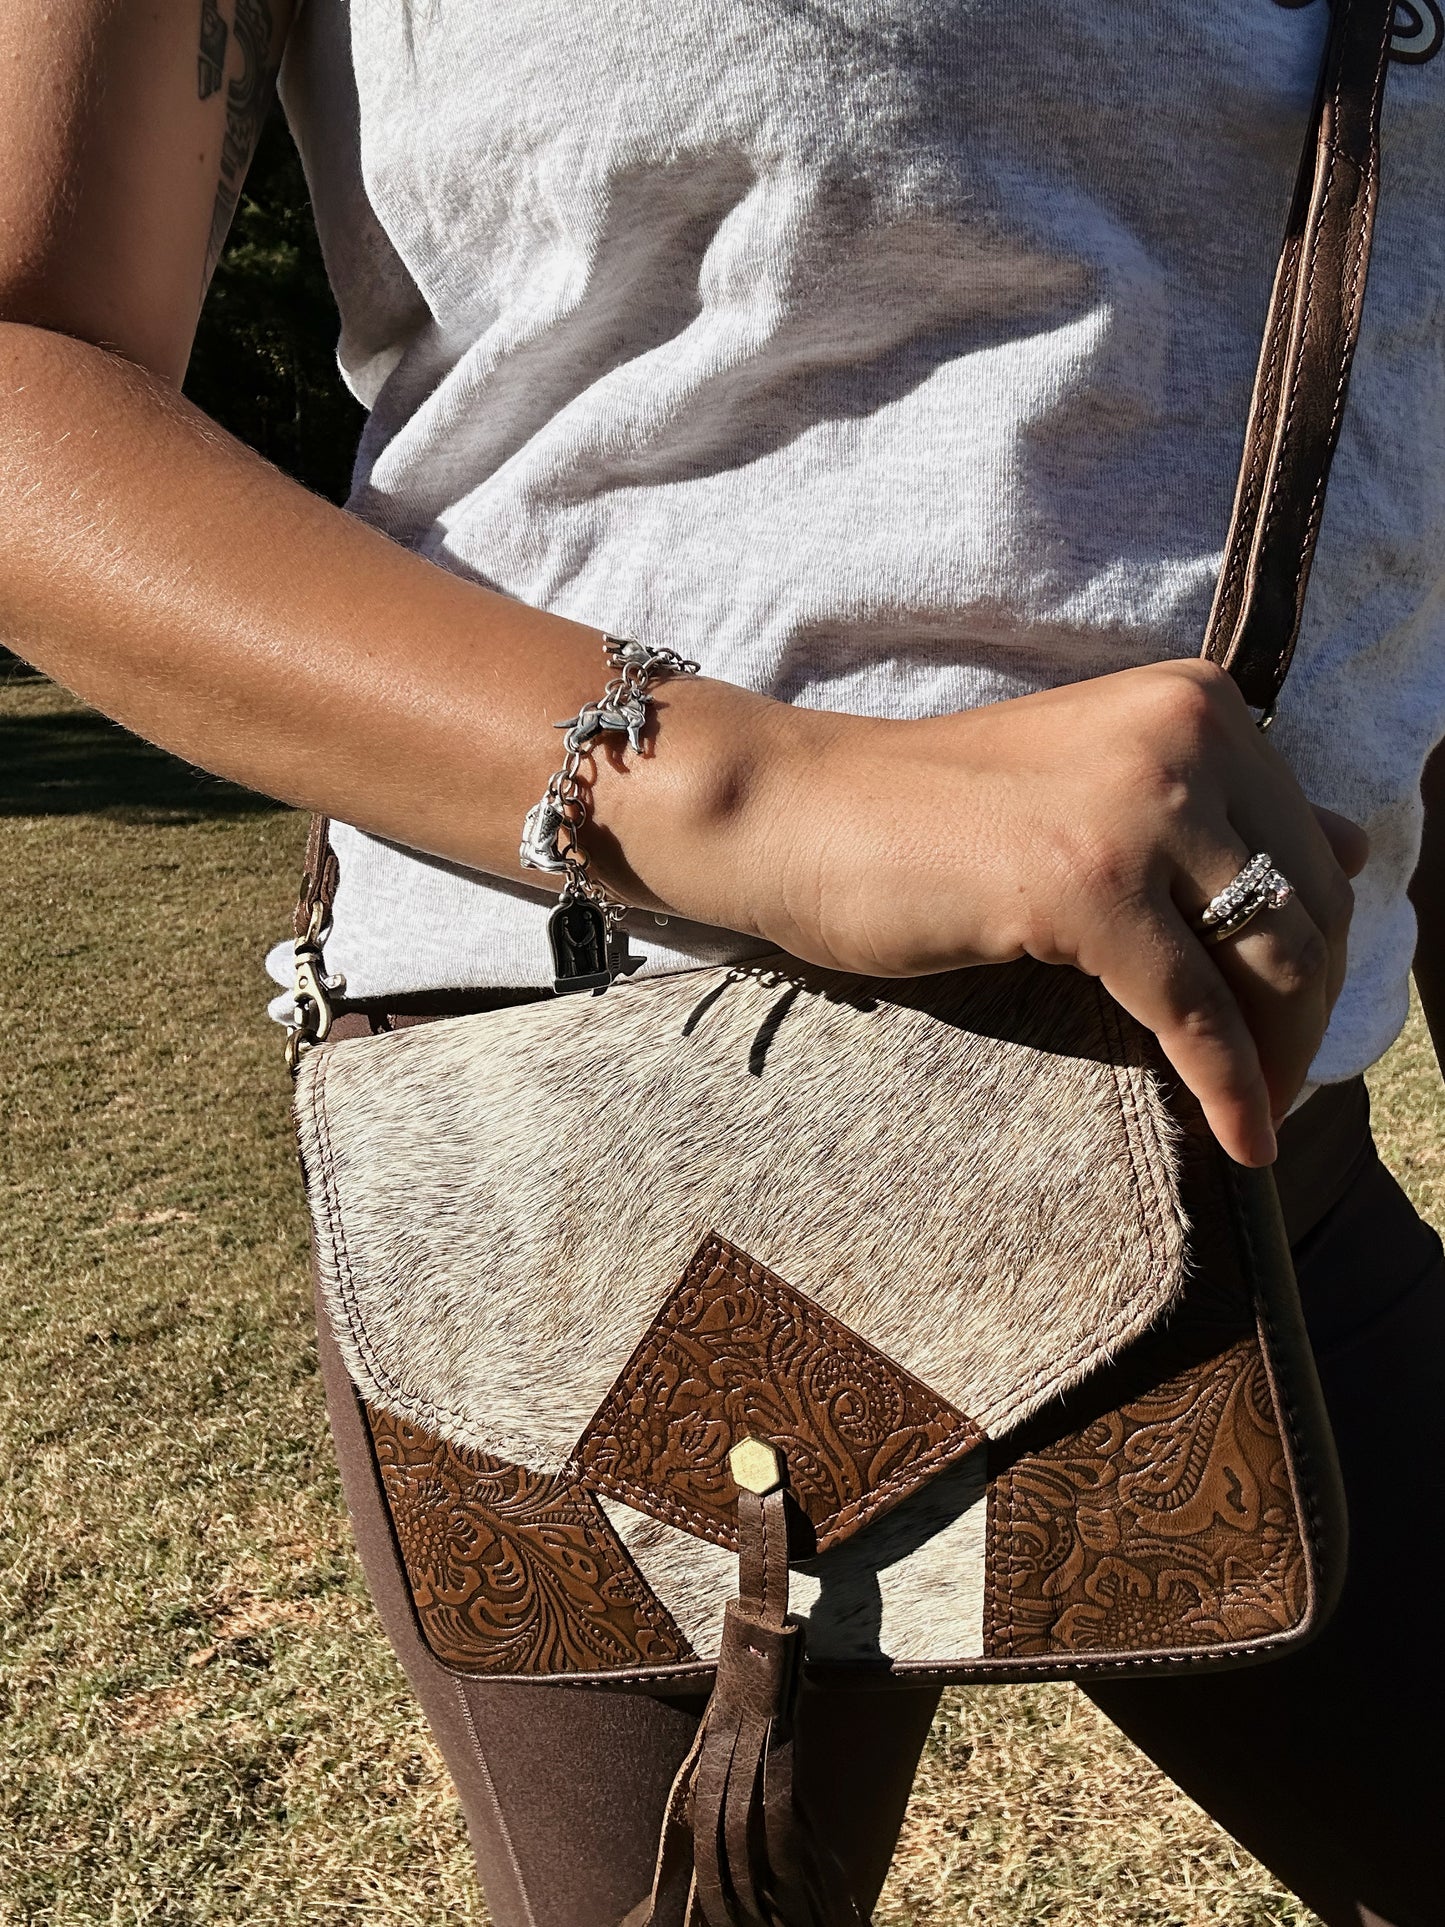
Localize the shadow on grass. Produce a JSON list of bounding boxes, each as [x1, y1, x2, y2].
[[0, 661, 282, 821]]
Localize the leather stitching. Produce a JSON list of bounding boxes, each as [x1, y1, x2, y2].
[[1255, 145, 1336, 584], [1210, 230, 1303, 654], [1272, 5, 1390, 685], [366, 1403, 697, 1673], [981, 1473, 1005, 1658], [1250, 0, 1351, 581], [1251, 0, 1392, 697], [451, 1684, 543, 1927], [577, 1430, 984, 1555], [309, 980, 1187, 1458], [996, 1465, 1019, 1661], [1230, 1175, 1321, 1631], [1206, 0, 1393, 700], [932, 985, 1184, 1421], [1291, 152, 1375, 623]]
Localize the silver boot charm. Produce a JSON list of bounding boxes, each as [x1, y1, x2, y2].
[[520, 796, 569, 873]]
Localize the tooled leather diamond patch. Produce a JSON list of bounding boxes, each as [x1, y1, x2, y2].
[[572, 1231, 985, 1555], [366, 1406, 694, 1675]]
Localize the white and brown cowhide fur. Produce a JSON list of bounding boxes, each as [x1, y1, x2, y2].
[[295, 955, 1187, 1478]]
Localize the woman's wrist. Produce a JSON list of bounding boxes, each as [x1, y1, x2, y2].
[[582, 672, 842, 940]]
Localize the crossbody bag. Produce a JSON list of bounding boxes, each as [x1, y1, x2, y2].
[[287, 5, 1398, 1921]]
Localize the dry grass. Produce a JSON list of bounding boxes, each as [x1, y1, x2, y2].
[[0, 665, 1438, 1926]]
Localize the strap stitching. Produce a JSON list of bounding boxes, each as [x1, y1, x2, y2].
[[1289, 144, 1377, 631], [1213, 231, 1303, 649], [1273, 3, 1391, 680], [1208, 0, 1393, 698], [1229, 1173, 1325, 1631], [1254, 136, 1338, 576], [1250, 0, 1391, 695]]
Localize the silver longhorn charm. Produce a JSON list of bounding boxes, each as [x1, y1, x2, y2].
[[556, 694, 650, 754], [519, 796, 569, 873]]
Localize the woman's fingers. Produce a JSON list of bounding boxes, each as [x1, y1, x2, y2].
[[1246, 721, 1370, 882], [1225, 786, 1358, 1018], [790, 665, 1369, 1170], [1238, 739, 1365, 1013], [1067, 673, 1362, 1161], [1089, 902, 1277, 1167], [1072, 685, 1363, 1158], [1178, 803, 1352, 1127], [1097, 836, 1344, 1161], [1209, 893, 1332, 1124]]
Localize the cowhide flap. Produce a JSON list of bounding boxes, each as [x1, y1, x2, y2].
[[295, 955, 1188, 1487]]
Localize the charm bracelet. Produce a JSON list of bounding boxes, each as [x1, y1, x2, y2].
[[519, 634, 700, 993]]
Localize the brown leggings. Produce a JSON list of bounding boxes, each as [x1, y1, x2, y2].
[[316, 1076, 1443, 1927]]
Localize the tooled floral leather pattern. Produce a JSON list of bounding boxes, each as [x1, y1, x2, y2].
[[573, 1231, 985, 1555], [983, 1336, 1306, 1658], [365, 1407, 694, 1674]]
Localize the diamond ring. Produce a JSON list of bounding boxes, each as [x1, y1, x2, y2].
[[1197, 852, 1295, 945]]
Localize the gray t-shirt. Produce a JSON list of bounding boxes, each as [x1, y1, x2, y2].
[[273, 0, 1445, 1085]]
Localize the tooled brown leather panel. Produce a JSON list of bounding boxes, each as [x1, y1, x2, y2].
[[983, 1332, 1307, 1660], [573, 1231, 985, 1556], [365, 1406, 694, 1674]]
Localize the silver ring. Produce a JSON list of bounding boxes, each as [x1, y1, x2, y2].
[[1197, 851, 1295, 945]]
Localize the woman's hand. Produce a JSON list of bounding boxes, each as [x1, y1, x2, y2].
[[616, 660, 1366, 1171], [771, 660, 1367, 1167]]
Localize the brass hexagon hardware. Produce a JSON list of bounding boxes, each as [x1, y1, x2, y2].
[[728, 1435, 783, 1496]]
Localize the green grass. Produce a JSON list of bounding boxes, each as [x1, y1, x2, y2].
[[1, 665, 1438, 1926]]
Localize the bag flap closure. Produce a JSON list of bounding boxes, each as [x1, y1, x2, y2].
[[295, 957, 1187, 1551]]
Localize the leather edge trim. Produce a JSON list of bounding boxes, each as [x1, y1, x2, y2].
[[298, 965, 1192, 1461], [1228, 1162, 1350, 1639]]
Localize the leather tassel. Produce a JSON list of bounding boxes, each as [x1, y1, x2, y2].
[[622, 1477, 868, 1927], [691, 1488, 867, 1927], [622, 1720, 707, 1927]]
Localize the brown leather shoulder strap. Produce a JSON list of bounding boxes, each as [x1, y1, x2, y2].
[[1202, 0, 1397, 711]]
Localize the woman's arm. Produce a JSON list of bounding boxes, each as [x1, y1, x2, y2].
[[1410, 740, 1445, 1075], [0, 1, 772, 904], [0, 0, 1363, 1170]]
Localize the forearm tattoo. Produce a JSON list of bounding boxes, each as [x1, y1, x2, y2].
[[200, 0, 279, 279], [198, 0, 229, 100]]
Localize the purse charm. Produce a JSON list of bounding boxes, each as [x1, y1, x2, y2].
[[520, 634, 699, 995], [547, 895, 614, 994]]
